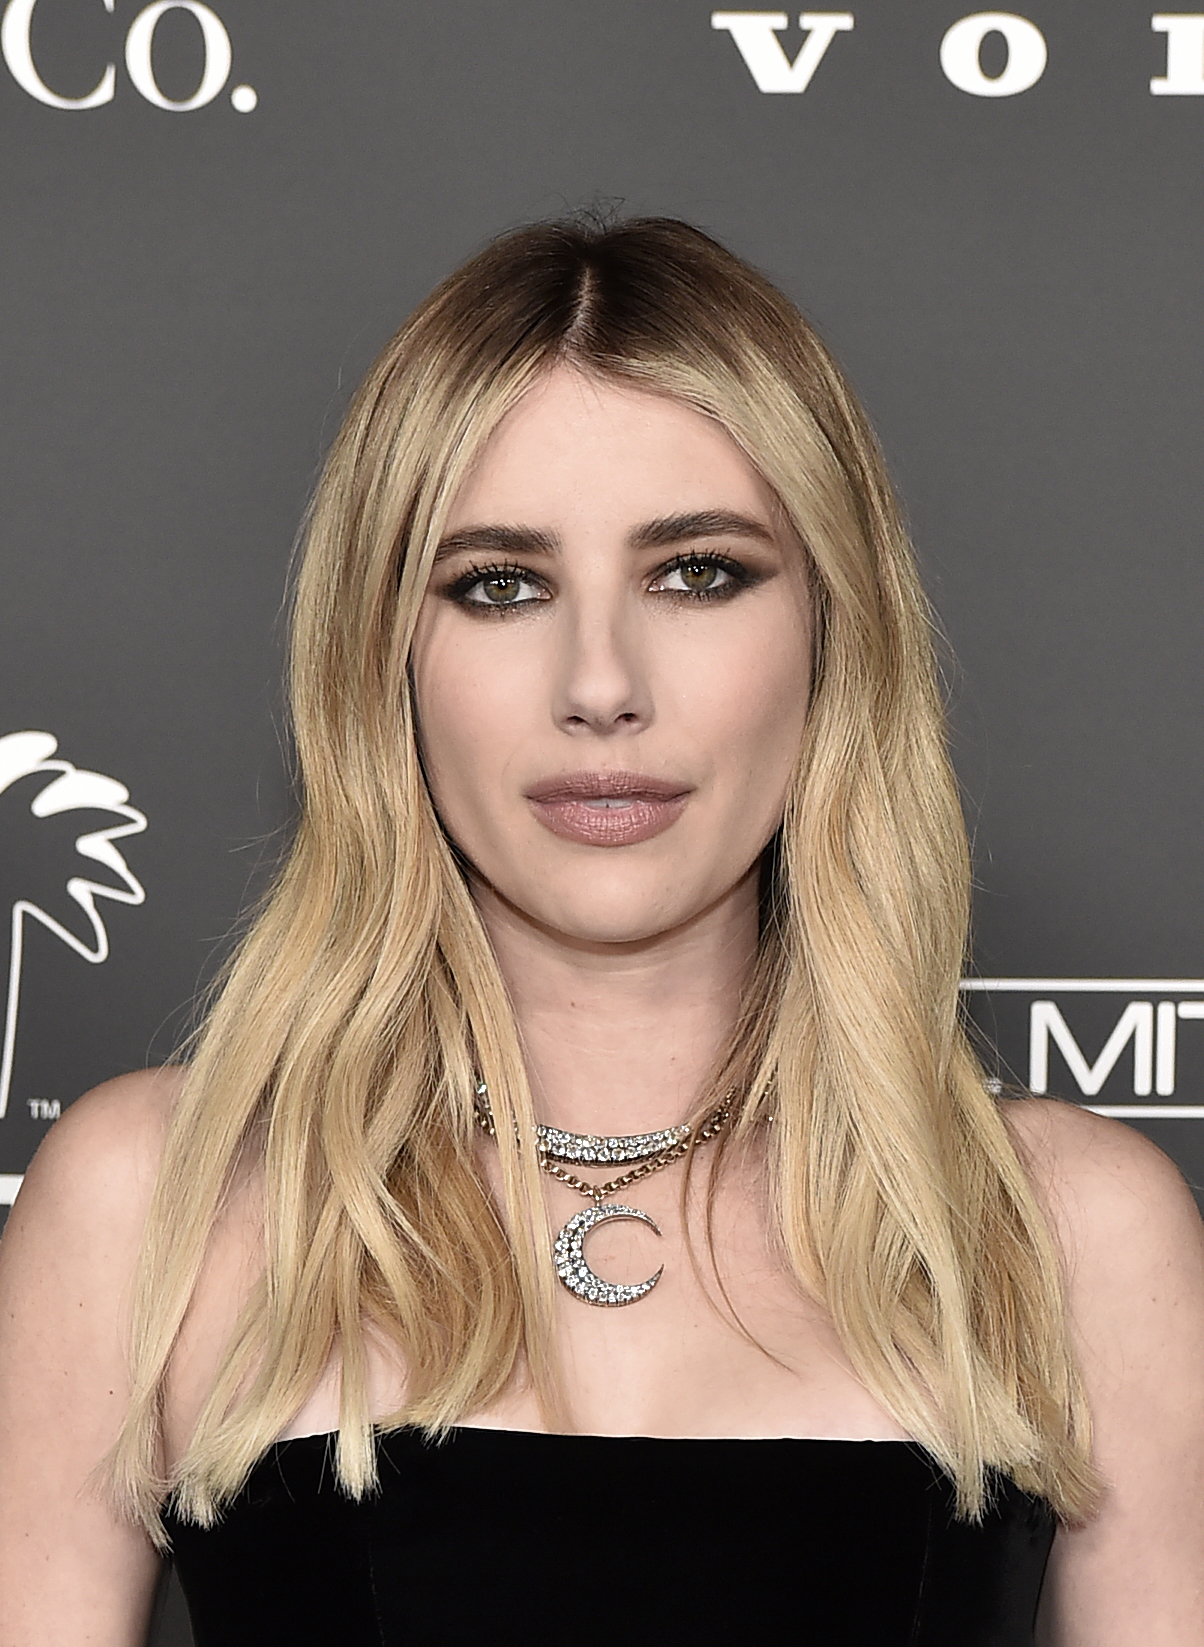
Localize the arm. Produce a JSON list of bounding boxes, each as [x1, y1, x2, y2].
[[1012, 1099, 1204, 1645], [0, 1068, 182, 1647]]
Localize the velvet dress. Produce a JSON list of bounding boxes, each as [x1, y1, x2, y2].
[[165, 1426, 1055, 1644]]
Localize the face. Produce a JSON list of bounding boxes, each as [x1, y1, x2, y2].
[[409, 366, 813, 947]]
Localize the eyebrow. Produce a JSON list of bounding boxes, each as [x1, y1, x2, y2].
[[627, 510, 777, 550], [433, 510, 776, 563], [433, 525, 558, 563]]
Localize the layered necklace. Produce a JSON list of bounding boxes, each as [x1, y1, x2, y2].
[[474, 1082, 729, 1308]]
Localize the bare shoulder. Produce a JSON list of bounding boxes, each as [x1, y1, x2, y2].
[[0, 1068, 188, 1643], [35, 1061, 185, 1160], [0, 1063, 188, 1369], [7, 1063, 185, 1244], [1003, 1098, 1204, 1644], [1000, 1093, 1204, 1271]]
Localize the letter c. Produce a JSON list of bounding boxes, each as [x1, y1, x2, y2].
[[1, 0, 116, 108]]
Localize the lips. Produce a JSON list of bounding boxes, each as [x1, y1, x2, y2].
[[524, 771, 692, 847]]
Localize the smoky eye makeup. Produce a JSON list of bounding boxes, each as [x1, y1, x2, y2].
[[649, 551, 763, 601], [441, 561, 550, 611], [440, 548, 767, 614]]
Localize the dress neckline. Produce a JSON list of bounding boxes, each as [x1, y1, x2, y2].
[[271, 1424, 918, 1449]]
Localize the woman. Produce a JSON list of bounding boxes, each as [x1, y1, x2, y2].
[[0, 217, 1201, 1646]]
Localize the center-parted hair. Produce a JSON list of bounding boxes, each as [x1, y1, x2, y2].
[[108, 217, 1099, 1533]]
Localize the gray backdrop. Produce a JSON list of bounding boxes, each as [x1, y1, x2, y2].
[[1, 4, 1201, 1640]]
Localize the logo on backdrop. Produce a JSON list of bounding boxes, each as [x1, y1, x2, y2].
[[0, 731, 147, 1125], [711, 12, 1204, 98], [1, 0, 256, 112], [961, 978, 1204, 1118]]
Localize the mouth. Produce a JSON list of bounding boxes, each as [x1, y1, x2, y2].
[[524, 771, 693, 847]]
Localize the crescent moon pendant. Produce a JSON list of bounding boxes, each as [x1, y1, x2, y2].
[[553, 1203, 663, 1306]]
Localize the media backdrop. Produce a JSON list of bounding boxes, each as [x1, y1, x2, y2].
[[2, 4, 1202, 1640]]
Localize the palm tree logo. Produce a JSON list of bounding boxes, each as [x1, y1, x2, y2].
[[0, 731, 147, 1120]]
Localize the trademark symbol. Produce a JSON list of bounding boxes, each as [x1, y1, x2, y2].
[[26, 1098, 60, 1121]]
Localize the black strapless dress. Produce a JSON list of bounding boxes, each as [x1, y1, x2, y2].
[[164, 1428, 1055, 1645]]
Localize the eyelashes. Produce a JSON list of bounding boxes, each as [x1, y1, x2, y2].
[[442, 552, 759, 613], [444, 561, 547, 611], [655, 554, 753, 600]]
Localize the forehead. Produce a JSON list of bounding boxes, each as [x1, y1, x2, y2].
[[446, 366, 780, 532]]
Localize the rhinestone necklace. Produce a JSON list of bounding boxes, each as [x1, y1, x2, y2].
[[474, 1082, 728, 1308]]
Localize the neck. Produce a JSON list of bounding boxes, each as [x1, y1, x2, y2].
[[470, 871, 760, 1136]]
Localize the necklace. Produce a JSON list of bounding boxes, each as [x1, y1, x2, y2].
[[474, 1083, 728, 1308]]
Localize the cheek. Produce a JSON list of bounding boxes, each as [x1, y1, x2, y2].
[[671, 607, 811, 801], [411, 616, 534, 825]]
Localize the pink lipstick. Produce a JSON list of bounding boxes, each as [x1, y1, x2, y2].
[[525, 771, 692, 847]]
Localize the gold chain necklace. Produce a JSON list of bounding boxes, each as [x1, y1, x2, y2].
[[474, 1083, 728, 1307]]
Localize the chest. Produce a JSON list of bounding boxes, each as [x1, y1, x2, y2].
[[458, 1148, 909, 1439], [162, 1149, 909, 1466]]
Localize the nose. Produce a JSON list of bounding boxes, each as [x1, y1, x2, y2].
[[552, 595, 653, 737]]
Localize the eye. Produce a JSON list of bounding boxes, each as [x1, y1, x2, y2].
[[652, 554, 747, 600], [449, 563, 548, 610]]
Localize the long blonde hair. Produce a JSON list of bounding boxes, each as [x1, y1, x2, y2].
[[110, 216, 1098, 1533]]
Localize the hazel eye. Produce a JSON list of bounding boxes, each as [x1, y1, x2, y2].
[[678, 561, 722, 593], [655, 556, 741, 598], [458, 569, 545, 608]]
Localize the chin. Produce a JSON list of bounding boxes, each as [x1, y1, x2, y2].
[[545, 912, 678, 947], [520, 875, 705, 948]]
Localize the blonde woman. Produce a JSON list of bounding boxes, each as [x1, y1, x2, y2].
[[1, 218, 1201, 1646]]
